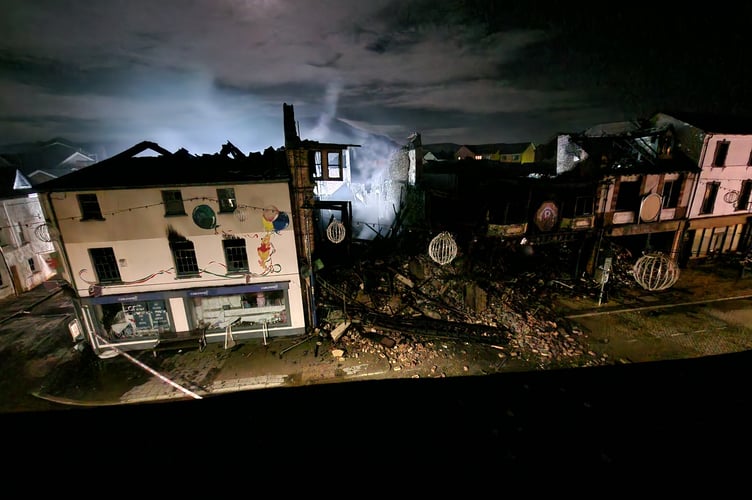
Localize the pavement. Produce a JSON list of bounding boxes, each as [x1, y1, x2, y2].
[[2, 259, 752, 409]]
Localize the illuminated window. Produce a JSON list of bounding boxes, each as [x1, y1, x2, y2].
[[162, 190, 186, 216], [170, 239, 200, 277], [217, 188, 236, 213], [700, 182, 720, 214], [77, 193, 104, 220], [712, 141, 730, 167], [223, 238, 249, 272], [737, 180, 752, 211], [89, 247, 121, 283], [327, 151, 343, 180]]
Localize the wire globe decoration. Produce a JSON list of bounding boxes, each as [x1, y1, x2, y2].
[[632, 252, 680, 291], [234, 206, 248, 223], [428, 231, 458, 266], [34, 223, 59, 243], [326, 220, 346, 244]]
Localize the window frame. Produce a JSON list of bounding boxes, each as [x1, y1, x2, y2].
[[89, 247, 122, 284], [77, 193, 104, 221], [700, 181, 720, 215], [736, 180, 752, 211], [662, 178, 681, 209], [712, 140, 730, 167], [223, 238, 249, 272], [169, 239, 200, 277], [217, 188, 237, 213], [615, 179, 641, 212], [162, 190, 186, 216]]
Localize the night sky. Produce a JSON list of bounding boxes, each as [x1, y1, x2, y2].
[[1, 1, 751, 157]]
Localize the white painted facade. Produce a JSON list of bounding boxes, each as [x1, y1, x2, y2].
[[44, 182, 305, 357]]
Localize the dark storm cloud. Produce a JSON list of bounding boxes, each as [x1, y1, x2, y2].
[[0, 0, 748, 157]]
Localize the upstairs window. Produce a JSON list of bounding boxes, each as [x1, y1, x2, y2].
[[662, 178, 682, 209], [737, 180, 752, 211], [223, 238, 249, 272], [217, 188, 236, 213], [89, 247, 122, 283], [574, 196, 594, 216], [162, 190, 186, 216], [28, 257, 36, 272], [700, 182, 720, 214], [712, 141, 730, 167], [615, 180, 641, 211], [170, 239, 200, 277], [312, 150, 344, 181], [14, 222, 27, 246], [77, 193, 104, 220], [747, 147, 752, 166]]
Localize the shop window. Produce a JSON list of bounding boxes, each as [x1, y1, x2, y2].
[[89, 247, 122, 283], [99, 300, 170, 340], [217, 188, 236, 213], [162, 190, 186, 216], [192, 289, 289, 332], [223, 238, 249, 272], [170, 239, 200, 277], [737, 180, 752, 211], [712, 141, 730, 167], [77, 193, 104, 220], [700, 182, 720, 214]]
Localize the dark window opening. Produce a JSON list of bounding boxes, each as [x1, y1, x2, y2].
[[223, 238, 249, 272], [89, 247, 121, 283], [312, 150, 344, 181], [737, 180, 752, 211], [700, 182, 720, 214], [162, 190, 186, 216], [28, 257, 35, 272], [713, 141, 730, 167], [217, 188, 237, 213], [77, 193, 104, 220], [170, 239, 200, 277], [574, 196, 593, 216], [662, 179, 682, 209], [615, 180, 641, 211]]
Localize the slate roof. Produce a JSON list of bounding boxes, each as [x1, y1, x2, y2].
[[36, 141, 291, 192]]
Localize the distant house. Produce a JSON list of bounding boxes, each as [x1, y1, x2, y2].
[[652, 112, 752, 261], [455, 142, 536, 164], [36, 140, 306, 359], [0, 159, 57, 299], [0, 137, 97, 186]]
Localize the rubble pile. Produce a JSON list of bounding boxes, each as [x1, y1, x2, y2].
[[316, 242, 619, 373]]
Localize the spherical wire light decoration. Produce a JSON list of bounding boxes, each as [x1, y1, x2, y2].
[[428, 231, 458, 266], [326, 220, 346, 244], [234, 206, 248, 223], [632, 252, 680, 291]]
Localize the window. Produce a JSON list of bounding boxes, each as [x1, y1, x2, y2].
[[162, 190, 186, 216], [77, 193, 104, 220], [327, 152, 343, 180], [747, 147, 752, 166], [662, 179, 682, 209], [574, 196, 594, 216], [615, 180, 641, 211], [170, 239, 200, 277], [700, 182, 720, 214], [28, 257, 35, 272], [312, 150, 344, 181], [217, 188, 236, 213], [737, 180, 752, 211], [89, 248, 122, 283], [223, 238, 249, 272], [15, 222, 27, 246], [712, 141, 730, 167]]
